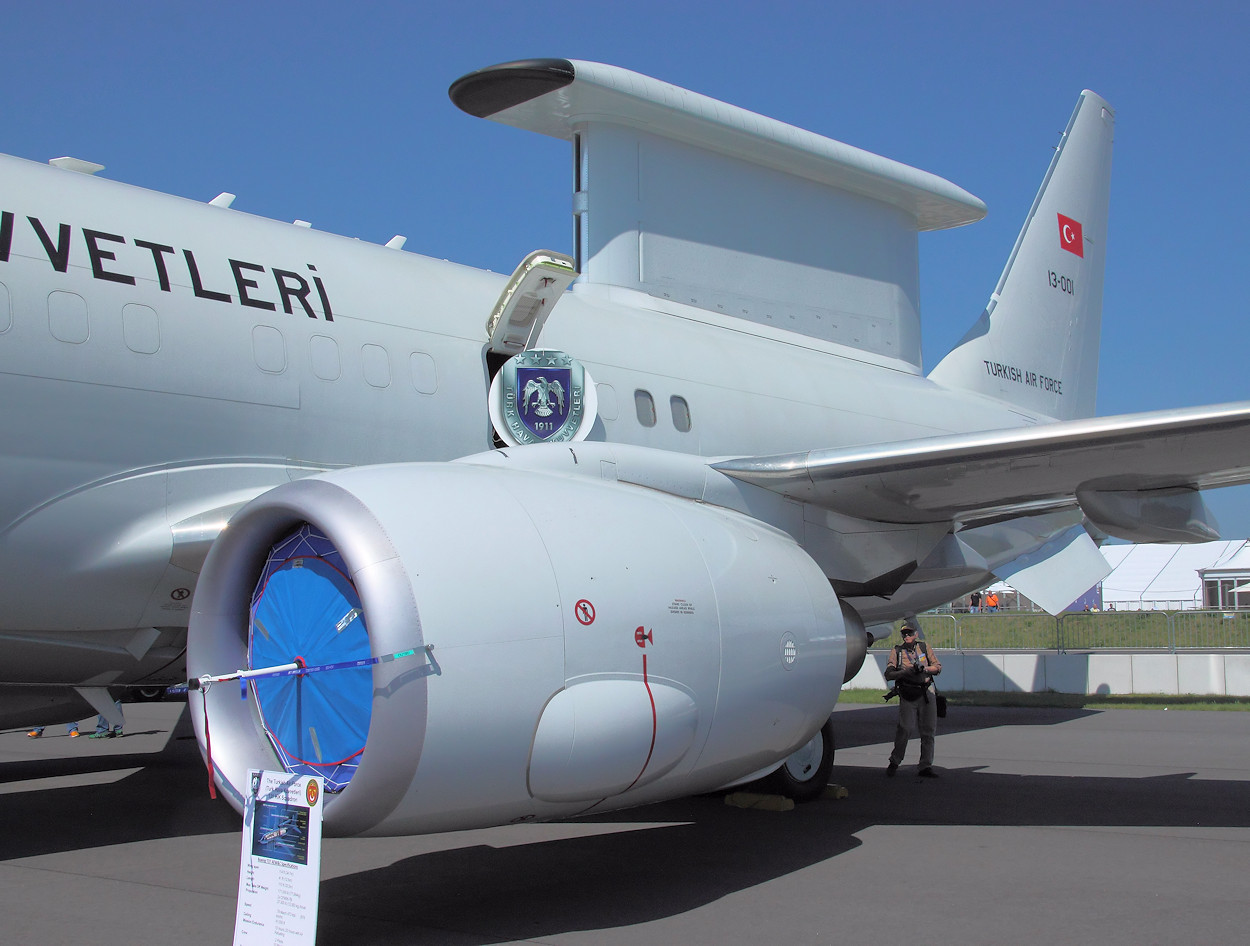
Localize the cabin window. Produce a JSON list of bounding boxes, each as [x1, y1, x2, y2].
[[310, 335, 341, 381], [634, 389, 656, 427], [595, 382, 619, 421], [252, 325, 287, 373], [0, 281, 11, 333], [122, 303, 159, 354], [670, 395, 692, 432], [410, 351, 437, 394], [48, 290, 88, 344], [362, 344, 391, 388]]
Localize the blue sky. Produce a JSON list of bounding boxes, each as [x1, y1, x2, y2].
[[4, 1, 1249, 533]]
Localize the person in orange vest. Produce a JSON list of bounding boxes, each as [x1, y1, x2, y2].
[[985, 590, 999, 612]]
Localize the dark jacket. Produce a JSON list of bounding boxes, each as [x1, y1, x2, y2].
[[885, 642, 942, 700]]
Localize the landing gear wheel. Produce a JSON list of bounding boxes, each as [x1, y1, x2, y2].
[[755, 717, 835, 802]]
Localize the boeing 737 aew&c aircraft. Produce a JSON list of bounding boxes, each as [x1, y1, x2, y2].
[[3, 59, 1250, 834]]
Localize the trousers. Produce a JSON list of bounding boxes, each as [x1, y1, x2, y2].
[[889, 690, 936, 768]]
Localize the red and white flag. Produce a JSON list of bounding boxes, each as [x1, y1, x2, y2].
[[1057, 213, 1084, 257]]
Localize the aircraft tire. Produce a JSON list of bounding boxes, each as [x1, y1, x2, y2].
[[755, 716, 835, 802]]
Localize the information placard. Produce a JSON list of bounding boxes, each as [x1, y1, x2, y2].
[[233, 769, 324, 944]]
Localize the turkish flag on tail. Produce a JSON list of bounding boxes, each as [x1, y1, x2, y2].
[[1057, 213, 1084, 257]]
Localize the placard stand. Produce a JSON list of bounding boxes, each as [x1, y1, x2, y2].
[[233, 769, 324, 944]]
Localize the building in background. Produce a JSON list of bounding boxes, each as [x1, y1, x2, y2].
[[967, 540, 1250, 612], [1196, 543, 1250, 609]]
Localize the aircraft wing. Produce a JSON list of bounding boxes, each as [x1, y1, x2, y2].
[[712, 402, 1250, 540]]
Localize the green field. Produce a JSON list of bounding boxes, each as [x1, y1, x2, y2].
[[869, 610, 1250, 651], [838, 688, 1250, 711]]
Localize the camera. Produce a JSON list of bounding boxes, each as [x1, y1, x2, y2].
[[882, 684, 899, 701]]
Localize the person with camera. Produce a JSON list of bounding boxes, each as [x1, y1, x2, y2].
[[884, 616, 942, 778]]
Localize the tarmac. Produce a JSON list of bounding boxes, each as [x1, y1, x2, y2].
[[2, 699, 1247, 945]]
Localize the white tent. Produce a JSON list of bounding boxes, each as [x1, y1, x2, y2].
[[987, 540, 1250, 611]]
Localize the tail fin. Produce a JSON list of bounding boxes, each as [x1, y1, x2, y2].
[[929, 91, 1114, 421]]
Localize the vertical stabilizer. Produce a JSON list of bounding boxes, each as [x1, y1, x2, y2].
[[929, 91, 1114, 420]]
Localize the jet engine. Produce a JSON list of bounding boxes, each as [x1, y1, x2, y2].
[[188, 460, 847, 836]]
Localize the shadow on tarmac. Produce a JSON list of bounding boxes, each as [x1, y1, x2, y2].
[[314, 704, 1247, 944], [2, 702, 1246, 945], [0, 705, 238, 861], [315, 754, 1249, 945], [834, 699, 1101, 747], [322, 796, 862, 944]]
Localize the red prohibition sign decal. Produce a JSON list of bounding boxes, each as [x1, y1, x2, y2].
[[575, 599, 596, 625]]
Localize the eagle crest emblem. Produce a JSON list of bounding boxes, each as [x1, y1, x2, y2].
[[489, 349, 597, 446]]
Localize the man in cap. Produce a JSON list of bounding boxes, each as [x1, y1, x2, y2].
[[885, 616, 942, 778]]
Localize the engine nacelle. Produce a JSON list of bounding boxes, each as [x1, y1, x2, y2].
[[189, 460, 846, 836], [840, 601, 871, 683]]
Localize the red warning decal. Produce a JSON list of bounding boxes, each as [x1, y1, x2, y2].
[[575, 599, 596, 625], [634, 626, 654, 648]]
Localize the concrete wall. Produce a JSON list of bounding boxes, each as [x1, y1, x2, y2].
[[845, 651, 1250, 696]]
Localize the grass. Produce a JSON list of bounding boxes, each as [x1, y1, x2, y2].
[[868, 611, 1250, 651], [838, 688, 1250, 711]]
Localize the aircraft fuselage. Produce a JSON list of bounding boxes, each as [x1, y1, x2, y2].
[[0, 151, 1033, 698]]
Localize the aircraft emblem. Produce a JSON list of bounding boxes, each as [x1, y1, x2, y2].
[[520, 370, 567, 425], [489, 349, 598, 446]]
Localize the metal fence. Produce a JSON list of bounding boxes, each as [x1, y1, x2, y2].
[[869, 610, 1250, 653]]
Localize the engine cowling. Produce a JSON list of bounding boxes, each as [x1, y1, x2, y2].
[[840, 601, 871, 683], [188, 460, 847, 836]]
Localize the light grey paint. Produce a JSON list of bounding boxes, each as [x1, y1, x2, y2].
[[4, 65, 1250, 836]]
